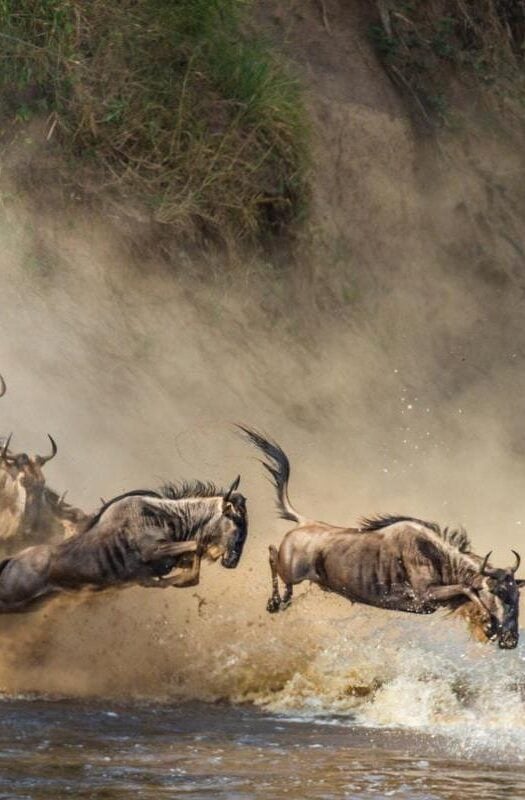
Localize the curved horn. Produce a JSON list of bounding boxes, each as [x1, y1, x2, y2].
[[1, 433, 12, 463], [37, 434, 57, 465], [0, 375, 6, 398], [511, 549, 521, 575], [223, 475, 241, 503], [479, 551, 493, 576]]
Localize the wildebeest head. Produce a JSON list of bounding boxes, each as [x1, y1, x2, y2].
[[0, 433, 58, 496], [210, 476, 248, 569], [470, 550, 523, 649]]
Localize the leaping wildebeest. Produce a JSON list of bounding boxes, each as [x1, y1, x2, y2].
[[0, 434, 88, 552], [238, 426, 524, 649], [0, 476, 247, 612]]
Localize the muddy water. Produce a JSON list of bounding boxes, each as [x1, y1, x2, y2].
[[2, 613, 525, 800], [1, 606, 525, 798], [0, 698, 523, 800]]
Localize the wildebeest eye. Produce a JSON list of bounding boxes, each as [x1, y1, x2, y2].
[[494, 584, 511, 600]]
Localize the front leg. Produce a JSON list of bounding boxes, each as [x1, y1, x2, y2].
[[139, 570, 199, 588], [140, 549, 203, 589], [141, 539, 198, 562], [420, 583, 489, 614]]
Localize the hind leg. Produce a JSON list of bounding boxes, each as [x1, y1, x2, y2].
[[267, 545, 282, 613], [280, 582, 293, 610], [267, 545, 294, 613]]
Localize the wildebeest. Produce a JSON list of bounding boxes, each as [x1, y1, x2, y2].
[[0, 434, 88, 552], [239, 426, 524, 649], [0, 475, 247, 612], [0, 376, 86, 548]]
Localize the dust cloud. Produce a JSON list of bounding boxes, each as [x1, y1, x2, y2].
[[0, 117, 524, 706]]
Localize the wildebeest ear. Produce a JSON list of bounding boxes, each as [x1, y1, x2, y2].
[[223, 475, 241, 504], [517, 579, 525, 588]]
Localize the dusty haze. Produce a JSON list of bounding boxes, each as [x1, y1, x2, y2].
[[0, 0, 524, 701], [0, 174, 523, 701]]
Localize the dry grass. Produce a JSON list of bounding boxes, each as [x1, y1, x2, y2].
[[370, 0, 525, 128], [0, 0, 309, 245]]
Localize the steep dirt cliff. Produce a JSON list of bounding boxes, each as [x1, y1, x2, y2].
[[0, 0, 524, 697], [257, 1, 525, 408]]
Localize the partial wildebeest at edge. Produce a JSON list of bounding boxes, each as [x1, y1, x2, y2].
[[0, 375, 86, 551], [0, 434, 88, 553], [238, 426, 524, 650], [0, 476, 247, 612]]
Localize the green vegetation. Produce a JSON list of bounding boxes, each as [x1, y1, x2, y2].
[[0, 0, 309, 244], [369, 1, 525, 128]]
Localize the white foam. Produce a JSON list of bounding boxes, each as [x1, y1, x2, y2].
[[253, 609, 525, 762]]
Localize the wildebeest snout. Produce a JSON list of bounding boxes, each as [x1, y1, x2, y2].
[[221, 520, 247, 569], [498, 629, 519, 649]]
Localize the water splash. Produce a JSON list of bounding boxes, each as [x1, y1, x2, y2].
[[241, 608, 525, 762]]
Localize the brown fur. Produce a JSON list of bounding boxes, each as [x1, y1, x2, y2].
[[240, 426, 522, 649], [0, 479, 248, 612], [0, 435, 87, 553]]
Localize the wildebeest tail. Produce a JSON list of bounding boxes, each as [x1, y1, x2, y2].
[[236, 425, 306, 524]]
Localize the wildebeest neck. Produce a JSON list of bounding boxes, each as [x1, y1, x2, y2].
[[143, 497, 218, 541], [445, 548, 482, 587], [20, 485, 44, 524]]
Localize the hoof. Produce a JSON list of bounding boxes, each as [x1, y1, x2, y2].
[[280, 599, 291, 611], [266, 597, 281, 614]]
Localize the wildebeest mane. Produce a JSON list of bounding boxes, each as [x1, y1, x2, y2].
[[84, 489, 163, 531], [83, 481, 224, 533], [159, 480, 225, 500], [358, 514, 471, 553]]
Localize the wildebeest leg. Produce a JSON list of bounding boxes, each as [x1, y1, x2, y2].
[[280, 582, 293, 609], [141, 540, 198, 562], [160, 549, 203, 588], [267, 545, 282, 613], [140, 569, 199, 588], [140, 551, 202, 589], [0, 547, 54, 612], [0, 590, 60, 614], [420, 583, 489, 615]]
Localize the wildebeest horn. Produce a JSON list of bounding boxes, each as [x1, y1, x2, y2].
[[1, 433, 12, 463], [37, 434, 58, 465], [479, 551, 493, 576], [223, 475, 241, 503], [0, 375, 6, 398], [511, 549, 521, 574]]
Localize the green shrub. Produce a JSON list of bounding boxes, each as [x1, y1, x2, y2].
[[0, 0, 309, 243]]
